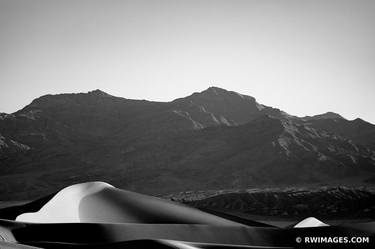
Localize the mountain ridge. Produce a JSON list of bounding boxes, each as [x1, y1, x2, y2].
[[3, 87, 373, 125], [0, 87, 375, 200]]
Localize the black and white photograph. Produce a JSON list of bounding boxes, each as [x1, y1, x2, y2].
[[1, 0, 375, 248]]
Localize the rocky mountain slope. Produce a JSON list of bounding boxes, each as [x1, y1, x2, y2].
[[166, 187, 375, 220], [0, 87, 375, 200]]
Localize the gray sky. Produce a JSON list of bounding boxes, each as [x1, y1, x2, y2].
[[1, 0, 374, 123]]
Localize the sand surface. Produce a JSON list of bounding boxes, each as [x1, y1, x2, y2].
[[0, 182, 373, 248], [293, 217, 329, 228], [16, 182, 242, 225]]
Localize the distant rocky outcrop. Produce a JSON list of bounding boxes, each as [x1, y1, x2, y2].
[[171, 187, 375, 220]]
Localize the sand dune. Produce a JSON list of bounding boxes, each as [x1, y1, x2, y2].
[[0, 221, 283, 246], [293, 217, 329, 228], [0, 182, 373, 248], [16, 182, 112, 223], [0, 241, 42, 249], [16, 182, 241, 225]]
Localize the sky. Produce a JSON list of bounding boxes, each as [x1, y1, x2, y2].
[[1, 0, 374, 123]]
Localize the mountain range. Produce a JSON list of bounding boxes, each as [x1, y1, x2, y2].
[[1, 86, 375, 200]]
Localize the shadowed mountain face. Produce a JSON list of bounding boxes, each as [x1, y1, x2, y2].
[[168, 186, 375, 220], [1, 87, 375, 200]]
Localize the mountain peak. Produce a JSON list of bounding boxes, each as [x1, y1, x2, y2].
[[317, 112, 344, 119], [206, 86, 226, 91], [87, 89, 111, 97], [201, 86, 229, 95], [303, 112, 344, 121], [353, 117, 364, 123], [200, 86, 256, 100], [352, 117, 373, 125], [327, 112, 343, 117]]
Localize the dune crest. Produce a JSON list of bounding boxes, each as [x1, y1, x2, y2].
[[16, 182, 113, 223], [294, 217, 329, 228], [15, 182, 241, 226]]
